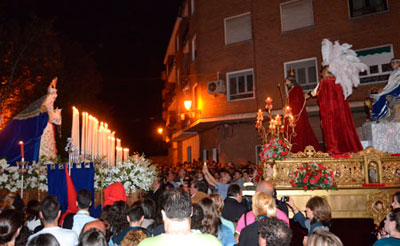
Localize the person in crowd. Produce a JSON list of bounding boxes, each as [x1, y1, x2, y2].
[[140, 199, 156, 233], [376, 191, 400, 237], [374, 208, 400, 246], [235, 181, 289, 237], [15, 225, 30, 246], [25, 200, 41, 233], [103, 183, 127, 207], [78, 228, 107, 246], [190, 180, 208, 204], [393, 192, 400, 209], [287, 196, 331, 245], [99, 205, 112, 242], [238, 192, 277, 246], [308, 230, 343, 246], [72, 189, 96, 237], [221, 184, 246, 223], [258, 217, 292, 246], [190, 204, 204, 233], [28, 195, 78, 246], [232, 171, 244, 189], [145, 179, 163, 205], [120, 228, 148, 246], [26, 233, 60, 246], [199, 198, 236, 246], [209, 194, 234, 234], [111, 203, 144, 245], [82, 220, 107, 236], [0, 209, 24, 246], [138, 189, 222, 246], [203, 164, 231, 200]]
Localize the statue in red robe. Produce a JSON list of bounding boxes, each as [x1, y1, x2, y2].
[[314, 66, 363, 154], [285, 70, 322, 153]]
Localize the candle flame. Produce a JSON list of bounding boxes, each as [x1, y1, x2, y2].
[[18, 141, 23, 145]]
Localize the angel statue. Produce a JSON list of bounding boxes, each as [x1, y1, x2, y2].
[[308, 39, 367, 154], [0, 78, 62, 164]]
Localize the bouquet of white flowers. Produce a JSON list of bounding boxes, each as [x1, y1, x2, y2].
[[95, 154, 157, 195]]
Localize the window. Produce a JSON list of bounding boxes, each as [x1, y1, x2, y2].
[[356, 44, 393, 84], [226, 68, 254, 101], [191, 0, 195, 15], [187, 146, 192, 163], [212, 148, 218, 163], [255, 145, 262, 165], [284, 58, 317, 90], [280, 0, 314, 32], [349, 0, 388, 18], [224, 13, 252, 45], [191, 35, 197, 61], [202, 149, 208, 162]]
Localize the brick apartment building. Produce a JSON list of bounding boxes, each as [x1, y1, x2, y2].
[[161, 0, 400, 165]]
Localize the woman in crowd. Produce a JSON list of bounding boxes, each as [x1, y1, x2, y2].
[[308, 230, 343, 246], [287, 196, 331, 245], [238, 192, 277, 246], [0, 209, 24, 246], [26, 233, 60, 246], [190, 204, 204, 233], [199, 198, 235, 246], [208, 194, 235, 234], [108, 201, 130, 244], [374, 208, 400, 246], [120, 228, 148, 246], [25, 200, 41, 233]]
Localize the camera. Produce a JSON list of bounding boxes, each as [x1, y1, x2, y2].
[[281, 196, 289, 203]]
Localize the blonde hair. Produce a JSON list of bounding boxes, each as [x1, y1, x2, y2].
[[120, 228, 148, 246], [308, 230, 343, 246], [209, 193, 224, 216], [252, 192, 276, 218]]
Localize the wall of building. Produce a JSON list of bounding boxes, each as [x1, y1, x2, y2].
[[180, 135, 200, 163]]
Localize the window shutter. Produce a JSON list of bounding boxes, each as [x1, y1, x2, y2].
[[281, 0, 314, 32], [225, 14, 252, 45]]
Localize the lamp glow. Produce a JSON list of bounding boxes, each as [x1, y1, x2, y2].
[[184, 100, 192, 110]]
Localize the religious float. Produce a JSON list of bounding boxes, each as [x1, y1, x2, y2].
[[256, 39, 400, 226], [0, 79, 157, 213]]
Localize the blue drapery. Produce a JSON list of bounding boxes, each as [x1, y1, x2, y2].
[[0, 113, 49, 165], [47, 163, 101, 218]]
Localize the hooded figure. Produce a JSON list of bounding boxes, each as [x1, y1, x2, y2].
[[103, 182, 127, 207]]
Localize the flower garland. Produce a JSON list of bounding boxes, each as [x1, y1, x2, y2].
[[259, 137, 289, 162], [291, 162, 337, 191]]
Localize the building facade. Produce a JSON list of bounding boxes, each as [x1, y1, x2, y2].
[[162, 0, 400, 165]]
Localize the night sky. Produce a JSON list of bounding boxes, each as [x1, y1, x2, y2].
[[12, 0, 181, 156]]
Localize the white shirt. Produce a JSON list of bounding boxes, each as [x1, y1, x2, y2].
[[26, 218, 41, 232], [72, 210, 96, 236], [28, 226, 79, 246]]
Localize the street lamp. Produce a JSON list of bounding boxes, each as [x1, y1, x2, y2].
[[184, 100, 192, 110], [157, 127, 163, 135]]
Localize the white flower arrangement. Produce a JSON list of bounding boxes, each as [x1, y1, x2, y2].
[[0, 153, 157, 195], [0, 159, 48, 192], [94, 154, 157, 195]]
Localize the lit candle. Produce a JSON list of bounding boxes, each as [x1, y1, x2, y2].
[[18, 141, 24, 161], [265, 97, 273, 111], [123, 148, 129, 163], [116, 147, 122, 166], [284, 106, 291, 116]]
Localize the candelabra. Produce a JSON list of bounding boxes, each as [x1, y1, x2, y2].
[[255, 97, 296, 151]]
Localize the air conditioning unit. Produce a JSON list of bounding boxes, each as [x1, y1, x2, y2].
[[207, 80, 226, 94]]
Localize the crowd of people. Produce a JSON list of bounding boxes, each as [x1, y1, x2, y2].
[[0, 161, 399, 246]]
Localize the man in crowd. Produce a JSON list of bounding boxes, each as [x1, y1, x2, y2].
[[28, 195, 78, 246], [232, 170, 244, 189], [222, 184, 246, 223], [72, 189, 96, 237], [139, 189, 221, 246], [202, 164, 231, 199], [190, 180, 208, 204], [112, 203, 145, 245], [258, 217, 292, 246]]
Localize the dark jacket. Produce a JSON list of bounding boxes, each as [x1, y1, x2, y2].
[[238, 220, 261, 246], [222, 197, 247, 223]]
